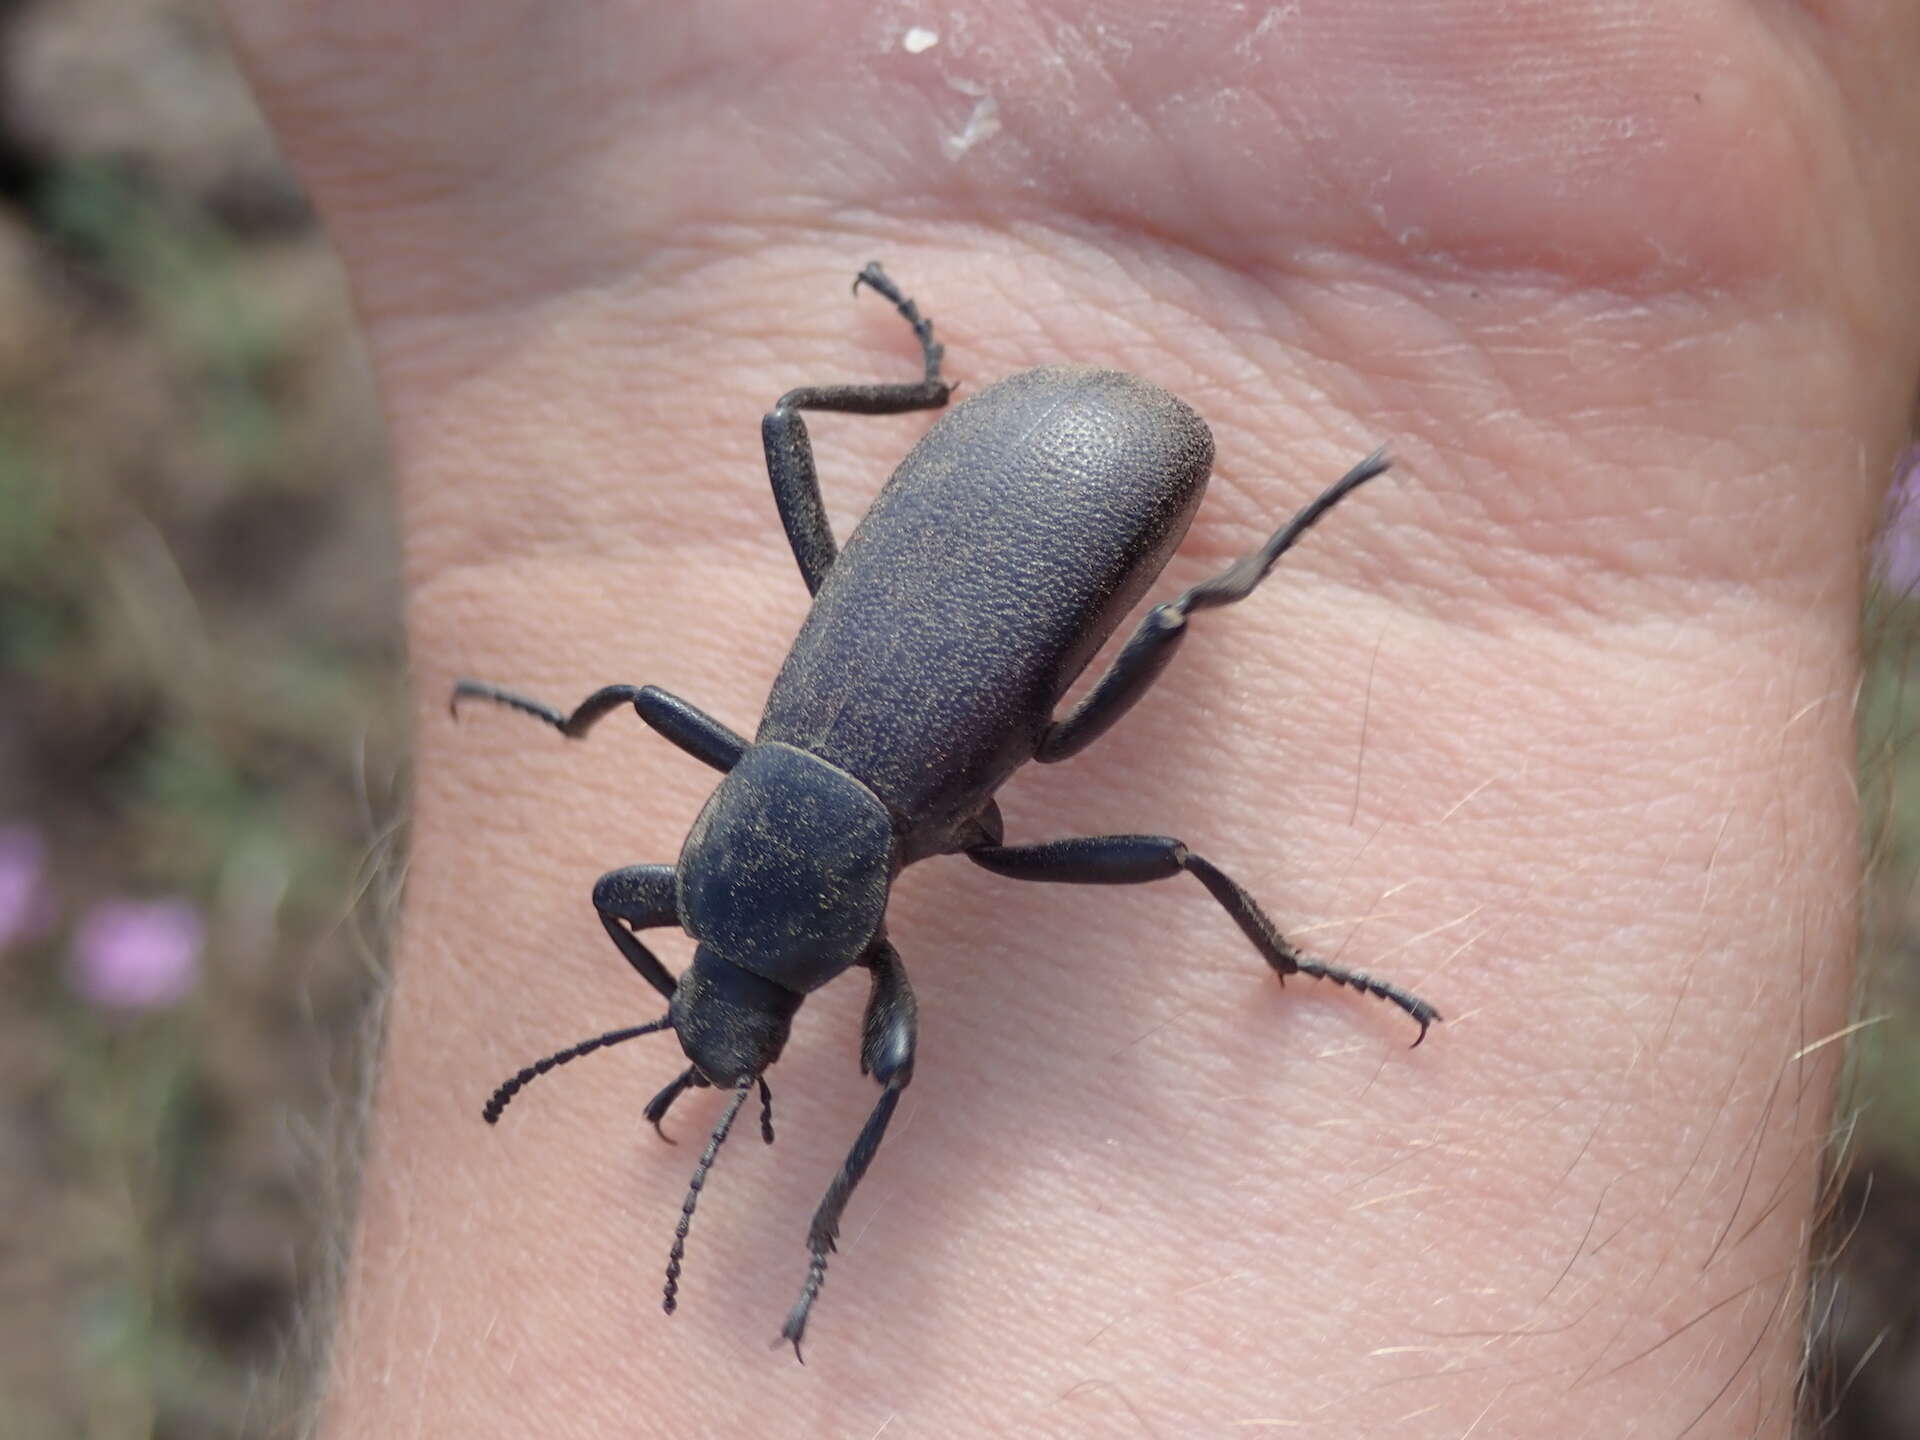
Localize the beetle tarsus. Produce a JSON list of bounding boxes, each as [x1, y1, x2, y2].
[[1291, 960, 1441, 1045], [450, 679, 570, 729], [780, 1256, 828, 1360], [853, 261, 945, 386]]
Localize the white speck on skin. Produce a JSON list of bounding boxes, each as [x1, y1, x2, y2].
[[1233, 4, 1300, 61], [902, 25, 938, 53], [942, 92, 1000, 159]]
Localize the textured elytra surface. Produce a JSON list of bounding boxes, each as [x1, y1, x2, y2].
[[759, 365, 1213, 839]]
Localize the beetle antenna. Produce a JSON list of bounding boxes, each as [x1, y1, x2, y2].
[[482, 1016, 673, 1124], [758, 1075, 776, 1144], [663, 1076, 754, 1315]]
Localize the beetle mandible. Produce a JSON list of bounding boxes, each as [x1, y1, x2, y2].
[[456, 264, 1440, 1358]]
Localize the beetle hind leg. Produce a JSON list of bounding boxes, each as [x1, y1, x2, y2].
[[450, 680, 746, 769], [762, 264, 954, 595], [1036, 451, 1390, 762], [967, 833, 1438, 1044]]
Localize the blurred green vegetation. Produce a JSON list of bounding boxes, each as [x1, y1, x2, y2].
[[1857, 583, 1920, 1176], [0, 3, 400, 1436]]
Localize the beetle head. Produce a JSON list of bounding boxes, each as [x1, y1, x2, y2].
[[669, 945, 804, 1087]]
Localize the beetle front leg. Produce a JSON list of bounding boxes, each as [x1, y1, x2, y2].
[[451, 680, 746, 772], [763, 263, 952, 594], [592, 864, 683, 1003], [642, 1066, 704, 1140], [641, 1068, 776, 1147], [779, 936, 915, 1359], [1036, 451, 1390, 762], [967, 834, 1438, 1043]]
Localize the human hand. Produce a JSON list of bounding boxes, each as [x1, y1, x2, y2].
[[219, 2, 1920, 1434]]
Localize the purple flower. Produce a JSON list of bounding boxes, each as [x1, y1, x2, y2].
[[1877, 445, 1920, 594], [69, 898, 204, 1011], [0, 825, 50, 952]]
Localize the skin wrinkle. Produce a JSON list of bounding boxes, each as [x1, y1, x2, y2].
[[403, 243, 1874, 644], [274, 7, 1904, 312]]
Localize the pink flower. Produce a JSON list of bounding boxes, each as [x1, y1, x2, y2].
[[69, 898, 204, 1011], [0, 825, 50, 952], [1876, 445, 1920, 594]]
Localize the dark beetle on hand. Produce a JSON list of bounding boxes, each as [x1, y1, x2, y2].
[[458, 264, 1439, 1358]]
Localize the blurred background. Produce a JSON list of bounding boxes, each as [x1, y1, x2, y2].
[[0, 2, 1913, 1436], [0, 1, 399, 1435]]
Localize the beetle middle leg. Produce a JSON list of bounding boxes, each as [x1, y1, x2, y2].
[[779, 936, 916, 1359], [1036, 450, 1390, 762], [967, 834, 1438, 1043], [451, 680, 746, 771], [763, 262, 953, 595]]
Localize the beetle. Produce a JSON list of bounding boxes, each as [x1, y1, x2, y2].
[[456, 263, 1439, 1357]]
